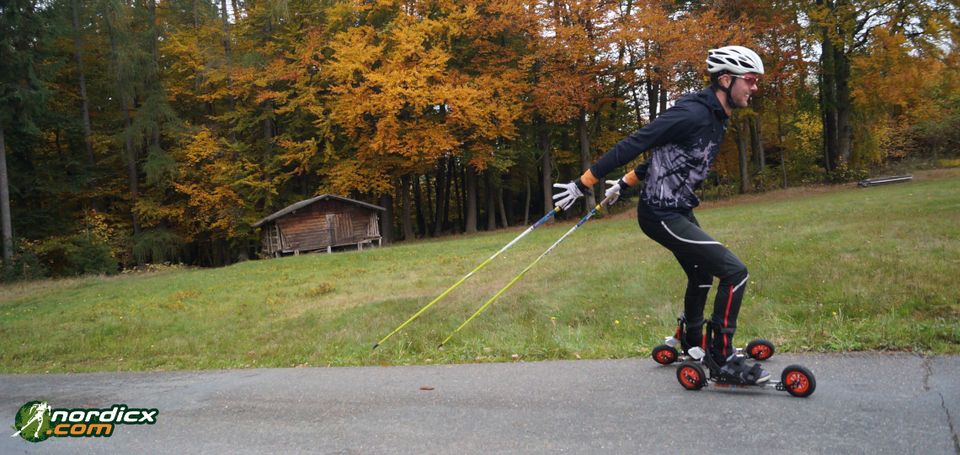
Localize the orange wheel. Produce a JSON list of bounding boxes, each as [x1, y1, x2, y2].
[[652, 345, 678, 365], [781, 365, 816, 397], [676, 362, 706, 391], [746, 339, 775, 360]]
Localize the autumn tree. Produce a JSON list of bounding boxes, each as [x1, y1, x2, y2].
[[0, 0, 48, 263], [809, 0, 953, 170], [321, 1, 528, 237]]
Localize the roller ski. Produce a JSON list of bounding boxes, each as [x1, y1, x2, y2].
[[651, 314, 775, 365], [675, 323, 816, 398]]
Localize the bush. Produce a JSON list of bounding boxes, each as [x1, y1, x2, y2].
[[699, 180, 738, 201], [31, 233, 118, 277], [133, 229, 185, 264], [825, 161, 869, 184], [0, 241, 47, 282], [753, 167, 784, 192]]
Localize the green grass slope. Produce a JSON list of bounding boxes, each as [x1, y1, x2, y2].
[[2, 171, 958, 373]]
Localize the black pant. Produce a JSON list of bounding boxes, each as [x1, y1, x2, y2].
[[638, 208, 749, 361]]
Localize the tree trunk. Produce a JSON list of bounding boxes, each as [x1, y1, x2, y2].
[[412, 174, 426, 237], [124, 108, 141, 237], [432, 158, 447, 235], [193, 0, 205, 103], [424, 174, 434, 236], [835, 48, 853, 165], [231, 0, 242, 23], [106, 16, 141, 239], [578, 108, 596, 209], [659, 86, 668, 117], [221, 0, 232, 66], [751, 115, 765, 169], [379, 193, 394, 244], [442, 157, 454, 232], [497, 186, 509, 228], [778, 108, 787, 188], [400, 175, 414, 240], [523, 175, 531, 225], [818, 0, 839, 173], [538, 118, 552, 215], [737, 118, 750, 194], [464, 165, 477, 233], [220, 0, 237, 140], [646, 78, 659, 121], [485, 169, 496, 230], [453, 159, 464, 232], [148, 0, 164, 154], [0, 126, 12, 263], [71, 0, 95, 170], [630, 86, 645, 128]]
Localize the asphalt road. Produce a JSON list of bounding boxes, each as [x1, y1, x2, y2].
[[1, 353, 958, 454]]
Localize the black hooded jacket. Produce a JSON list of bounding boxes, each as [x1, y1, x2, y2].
[[589, 88, 729, 219]]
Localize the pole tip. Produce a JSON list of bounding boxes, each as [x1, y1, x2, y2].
[[437, 344, 445, 350], [372, 343, 380, 351]]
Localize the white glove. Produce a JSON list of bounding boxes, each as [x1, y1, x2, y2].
[[552, 180, 588, 211], [604, 178, 629, 205]]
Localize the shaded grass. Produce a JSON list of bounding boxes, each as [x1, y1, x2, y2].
[[2, 171, 958, 373]]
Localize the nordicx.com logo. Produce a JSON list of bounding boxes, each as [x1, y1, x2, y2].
[[11, 401, 158, 443]]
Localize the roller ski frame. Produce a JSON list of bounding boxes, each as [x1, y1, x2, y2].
[[675, 323, 816, 398], [651, 314, 775, 365]]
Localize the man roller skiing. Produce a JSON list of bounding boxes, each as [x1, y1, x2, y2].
[[553, 45, 770, 385]]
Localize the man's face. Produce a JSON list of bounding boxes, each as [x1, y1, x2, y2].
[[725, 73, 760, 108]]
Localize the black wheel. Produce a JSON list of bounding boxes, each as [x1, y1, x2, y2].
[[652, 344, 679, 365], [781, 365, 816, 398], [676, 362, 706, 391], [746, 339, 775, 361]]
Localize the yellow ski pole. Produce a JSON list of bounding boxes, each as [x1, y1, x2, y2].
[[373, 206, 562, 350], [439, 195, 614, 348]]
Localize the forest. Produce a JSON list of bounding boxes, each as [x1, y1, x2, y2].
[[0, 0, 957, 278]]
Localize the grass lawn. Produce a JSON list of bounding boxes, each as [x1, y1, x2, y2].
[[2, 170, 958, 373]]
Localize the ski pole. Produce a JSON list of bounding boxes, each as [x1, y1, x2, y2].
[[373, 206, 562, 350], [438, 194, 614, 348]]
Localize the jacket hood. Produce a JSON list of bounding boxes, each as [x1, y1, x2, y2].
[[681, 88, 728, 121]]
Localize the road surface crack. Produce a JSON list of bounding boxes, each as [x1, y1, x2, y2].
[[939, 392, 960, 454]]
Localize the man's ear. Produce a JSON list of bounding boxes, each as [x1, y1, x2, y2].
[[719, 74, 732, 89]]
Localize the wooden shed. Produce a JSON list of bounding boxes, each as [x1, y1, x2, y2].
[[252, 195, 385, 256]]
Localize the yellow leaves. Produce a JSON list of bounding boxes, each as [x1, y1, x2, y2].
[[326, 25, 383, 82], [446, 73, 524, 141], [323, 158, 393, 196], [321, 1, 533, 175], [255, 89, 288, 105], [179, 127, 222, 165], [168, 128, 253, 239], [277, 137, 319, 176], [852, 26, 943, 122], [847, 25, 950, 165], [134, 197, 185, 229], [173, 181, 244, 237]]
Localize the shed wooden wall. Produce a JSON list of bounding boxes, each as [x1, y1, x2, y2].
[[260, 199, 381, 254]]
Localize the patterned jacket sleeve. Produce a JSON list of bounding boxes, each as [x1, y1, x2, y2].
[[583, 103, 701, 185]]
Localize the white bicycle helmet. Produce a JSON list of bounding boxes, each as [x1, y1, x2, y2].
[[706, 46, 764, 75]]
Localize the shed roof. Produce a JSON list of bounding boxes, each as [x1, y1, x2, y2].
[[252, 194, 385, 228]]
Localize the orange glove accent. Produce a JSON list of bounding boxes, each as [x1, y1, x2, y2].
[[622, 170, 640, 187], [580, 169, 600, 187]]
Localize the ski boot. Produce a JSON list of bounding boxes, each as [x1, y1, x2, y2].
[[675, 323, 816, 398], [651, 313, 775, 365]]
